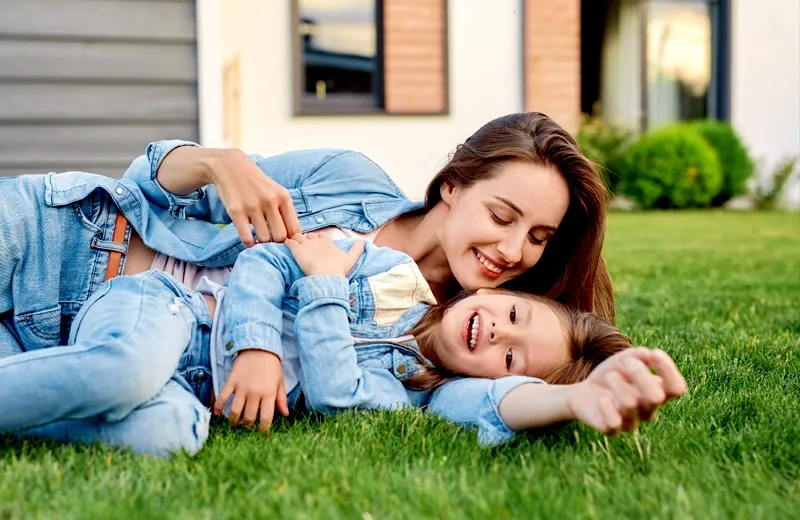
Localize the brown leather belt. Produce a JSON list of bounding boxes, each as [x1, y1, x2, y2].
[[104, 212, 129, 281]]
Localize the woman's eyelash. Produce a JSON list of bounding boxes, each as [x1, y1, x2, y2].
[[491, 209, 546, 245], [510, 305, 517, 323], [490, 211, 511, 225]]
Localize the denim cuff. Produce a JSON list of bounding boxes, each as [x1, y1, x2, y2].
[[477, 376, 546, 447], [291, 275, 350, 307], [223, 322, 283, 360], [145, 140, 206, 219]]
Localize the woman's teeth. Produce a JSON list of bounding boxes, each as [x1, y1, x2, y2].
[[475, 250, 504, 274], [468, 313, 480, 350]]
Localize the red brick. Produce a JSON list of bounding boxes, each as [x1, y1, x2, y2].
[[523, 0, 581, 132]]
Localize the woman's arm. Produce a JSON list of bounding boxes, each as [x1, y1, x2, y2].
[[122, 141, 405, 246], [151, 144, 220, 194]]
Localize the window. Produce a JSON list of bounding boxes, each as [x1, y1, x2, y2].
[[581, 0, 729, 131], [292, 0, 448, 116]]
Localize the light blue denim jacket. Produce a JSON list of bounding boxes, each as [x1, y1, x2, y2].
[[219, 239, 544, 446], [120, 140, 424, 266], [4, 140, 421, 353]]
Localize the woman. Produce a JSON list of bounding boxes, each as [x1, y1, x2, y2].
[[0, 234, 684, 457], [0, 112, 613, 430]]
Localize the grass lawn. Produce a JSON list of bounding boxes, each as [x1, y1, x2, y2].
[[2, 211, 799, 519]]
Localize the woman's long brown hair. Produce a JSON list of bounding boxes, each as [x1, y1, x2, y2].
[[424, 112, 615, 324]]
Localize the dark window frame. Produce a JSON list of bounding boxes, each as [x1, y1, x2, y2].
[[290, 0, 450, 117]]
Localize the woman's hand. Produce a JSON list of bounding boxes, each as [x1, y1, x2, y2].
[[207, 149, 302, 246], [213, 349, 290, 435], [158, 147, 302, 247], [285, 233, 365, 277], [568, 348, 687, 435]]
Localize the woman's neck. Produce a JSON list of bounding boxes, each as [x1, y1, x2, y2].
[[373, 204, 455, 301]]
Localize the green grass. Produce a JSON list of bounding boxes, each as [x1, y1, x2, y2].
[[2, 212, 799, 519]]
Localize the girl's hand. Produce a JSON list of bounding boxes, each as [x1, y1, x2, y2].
[[285, 233, 365, 277], [568, 348, 686, 435], [214, 349, 290, 435]]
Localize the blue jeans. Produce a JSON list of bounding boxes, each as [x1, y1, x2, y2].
[[0, 271, 213, 457]]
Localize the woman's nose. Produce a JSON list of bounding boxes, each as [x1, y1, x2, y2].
[[496, 237, 524, 265]]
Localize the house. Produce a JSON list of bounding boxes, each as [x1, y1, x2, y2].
[[1, 0, 798, 204]]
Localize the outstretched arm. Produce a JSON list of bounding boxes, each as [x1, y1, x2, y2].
[[428, 348, 686, 446]]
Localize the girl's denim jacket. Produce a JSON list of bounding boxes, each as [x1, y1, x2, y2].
[[219, 240, 544, 447]]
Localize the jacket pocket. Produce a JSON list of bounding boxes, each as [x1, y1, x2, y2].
[[14, 305, 62, 350]]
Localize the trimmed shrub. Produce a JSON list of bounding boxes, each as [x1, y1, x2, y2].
[[620, 124, 723, 209], [691, 120, 754, 206], [575, 116, 633, 193]]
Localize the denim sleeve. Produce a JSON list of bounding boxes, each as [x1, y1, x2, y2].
[[221, 241, 307, 360], [291, 275, 411, 414], [125, 146, 402, 224], [426, 376, 546, 447], [222, 239, 386, 360], [121, 140, 206, 219]]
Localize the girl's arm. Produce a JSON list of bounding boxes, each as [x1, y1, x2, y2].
[[290, 274, 412, 413], [215, 237, 404, 428], [428, 348, 686, 446], [283, 234, 415, 413]]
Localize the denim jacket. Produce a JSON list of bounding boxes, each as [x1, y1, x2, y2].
[[218, 239, 544, 446], [119, 140, 424, 266]]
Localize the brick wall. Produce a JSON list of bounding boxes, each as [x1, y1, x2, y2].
[[383, 0, 447, 114], [524, 0, 581, 133]]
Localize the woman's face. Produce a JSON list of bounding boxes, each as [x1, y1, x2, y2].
[[438, 160, 570, 290], [433, 291, 569, 379]]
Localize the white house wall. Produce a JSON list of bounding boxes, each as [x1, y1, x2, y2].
[[730, 0, 800, 206], [216, 0, 524, 199]]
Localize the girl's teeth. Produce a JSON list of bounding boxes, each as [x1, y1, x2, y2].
[[469, 314, 480, 350]]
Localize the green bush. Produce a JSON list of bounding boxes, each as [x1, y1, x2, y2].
[[575, 116, 633, 193], [691, 120, 754, 206], [620, 124, 723, 209]]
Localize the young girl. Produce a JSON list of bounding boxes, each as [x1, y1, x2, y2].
[[0, 235, 685, 457]]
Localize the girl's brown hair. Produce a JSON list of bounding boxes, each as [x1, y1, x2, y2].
[[425, 112, 615, 324], [406, 290, 631, 390]]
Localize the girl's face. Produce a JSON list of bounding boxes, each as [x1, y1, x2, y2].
[[433, 291, 569, 379], [437, 160, 570, 291]]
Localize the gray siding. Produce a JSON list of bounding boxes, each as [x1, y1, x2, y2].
[[0, 0, 199, 178]]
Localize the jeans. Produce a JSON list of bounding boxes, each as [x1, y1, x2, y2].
[[0, 271, 213, 457]]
